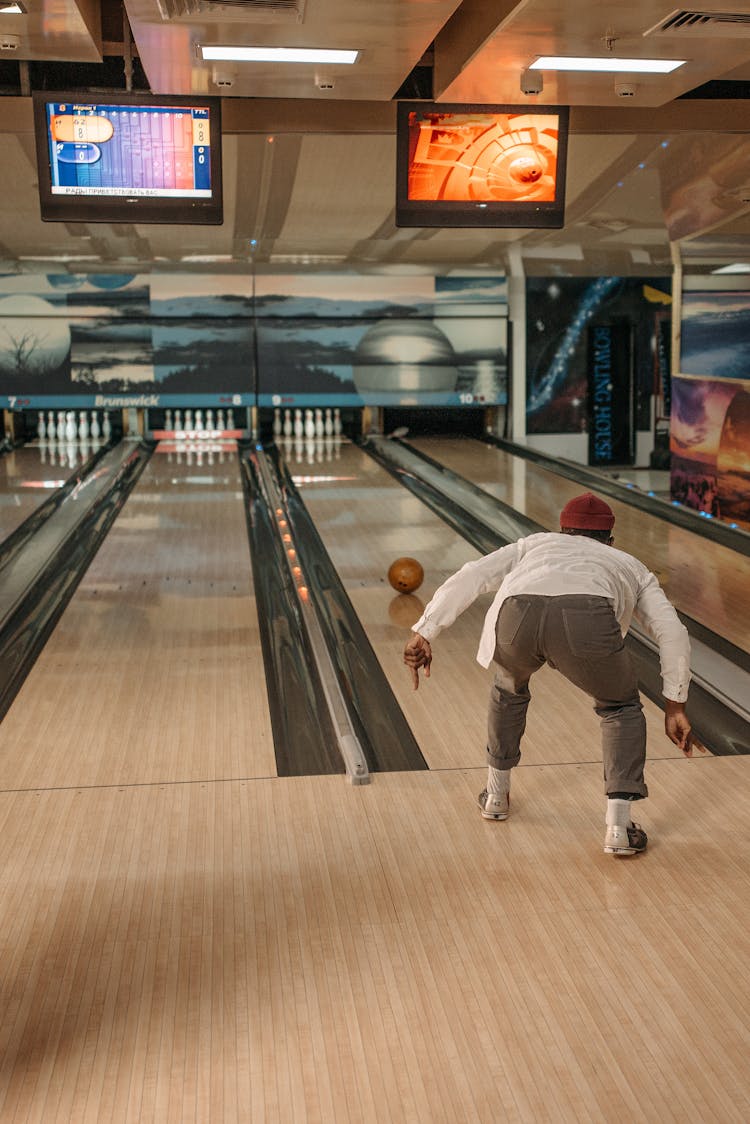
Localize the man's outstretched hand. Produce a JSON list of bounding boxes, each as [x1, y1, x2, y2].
[[404, 634, 432, 690], [664, 699, 706, 757]]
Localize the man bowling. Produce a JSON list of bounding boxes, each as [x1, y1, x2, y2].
[[403, 493, 704, 855]]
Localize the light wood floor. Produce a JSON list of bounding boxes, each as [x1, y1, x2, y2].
[[1, 758, 748, 1122], [0, 438, 748, 1122]]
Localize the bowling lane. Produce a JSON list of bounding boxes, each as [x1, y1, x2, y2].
[[407, 436, 750, 657], [0, 446, 276, 791], [288, 439, 680, 773], [0, 442, 90, 543]]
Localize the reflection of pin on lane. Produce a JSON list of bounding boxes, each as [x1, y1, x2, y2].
[[51, 113, 115, 144]]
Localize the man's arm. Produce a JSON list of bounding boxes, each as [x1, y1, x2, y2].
[[664, 698, 706, 757]]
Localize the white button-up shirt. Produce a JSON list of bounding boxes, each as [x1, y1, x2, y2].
[[412, 532, 691, 701]]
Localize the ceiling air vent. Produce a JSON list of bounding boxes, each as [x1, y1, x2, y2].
[[157, 0, 305, 24], [645, 9, 750, 37]]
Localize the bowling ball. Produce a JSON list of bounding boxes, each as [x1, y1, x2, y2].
[[387, 557, 424, 594]]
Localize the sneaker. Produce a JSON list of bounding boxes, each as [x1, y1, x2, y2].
[[477, 789, 509, 820], [603, 822, 648, 855]]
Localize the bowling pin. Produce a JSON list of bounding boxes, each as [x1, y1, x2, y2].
[[314, 407, 324, 437], [227, 409, 235, 430], [56, 411, 66, 441], [65, 411, 77, 442], [47, 411, 55, 440], [102, 412, 112, 440], [175, 409, 182, 432], [304, 409, 315, 440], [324, 408, 333, 437], [78, 411, 88, 440], [165, 408, 173, 430], [185, 409, 193, 431], [283, 409, 292, 437], [294, 409, 303, 438], [37, 412, 46, 441], [333, 407, 342, 436], [273, 408, 282, 437], [206, 409, 214, 432], [195, 409, 204, 432], [217, 409, 225, 432], [90, 411, 101, 440]]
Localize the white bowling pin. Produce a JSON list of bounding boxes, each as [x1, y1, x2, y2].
[[283, 409, 292, 438], [273, 408, 282, 437], [294, 409, 303, 438], [175, 409, 182, 431], [195, 409, 204, 432], [90, 411, 101, 440], [185, 409, 193, 431], [78, 411, 88, 440], [56, 411, 66, 441], [314, 408, 324, 437], [304, 409, 315, 440], [227, 409, 235, 430], [324, 408, 333, 437], [165, 408, 173, 430], [206, 409, 215, 432], [37, 412, 46, 441], [333, 407, 342, 436], [217, 409, 225, 431], [65, 411, 77, 442], [102, 412, 112, 440]]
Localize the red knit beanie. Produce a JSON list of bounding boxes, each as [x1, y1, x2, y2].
[[559, 492, 615, 531]]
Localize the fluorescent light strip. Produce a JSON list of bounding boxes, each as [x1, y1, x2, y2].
[[200, 46, 359, 64], [530, 56, 685, 74], [711, 263, 750, 274]]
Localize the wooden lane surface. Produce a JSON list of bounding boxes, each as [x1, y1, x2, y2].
[[0, 444, 87, 543], [408, 436, 750, 657], [0, 756, 747, 1122], [0, 449, 276, 791], [290, 441, 681, 774]]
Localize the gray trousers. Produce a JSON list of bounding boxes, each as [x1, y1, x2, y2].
[[487, 594, 647, 797]]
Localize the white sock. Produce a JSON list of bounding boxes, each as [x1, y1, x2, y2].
[[487, 767, 511, 796], [606, 798, 632, 828]]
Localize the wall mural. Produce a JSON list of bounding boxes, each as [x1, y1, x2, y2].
[[0, 272, 508, 411], [674, 290, 750, 530]]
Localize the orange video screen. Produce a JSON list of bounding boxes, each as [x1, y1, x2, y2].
[[405, 109, 562, 203]]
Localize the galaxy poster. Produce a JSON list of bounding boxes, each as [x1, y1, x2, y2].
[[526, 277, 671, 435]]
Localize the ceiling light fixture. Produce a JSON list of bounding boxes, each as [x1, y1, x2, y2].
[[711, 263, 750, 274], [200, 45, 359, 64], [0, 2, 26, 12], [530, 56, 685, 74]]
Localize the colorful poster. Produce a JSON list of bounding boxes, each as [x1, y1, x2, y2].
[[670, 375, 750, 529]]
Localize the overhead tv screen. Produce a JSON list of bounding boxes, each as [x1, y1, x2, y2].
[[33, 91, 223, 225], [396, 101, 569, 229]]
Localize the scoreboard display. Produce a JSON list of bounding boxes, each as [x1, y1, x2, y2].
[[43, 101, 213, 199], [33, 92, 223, 225]]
